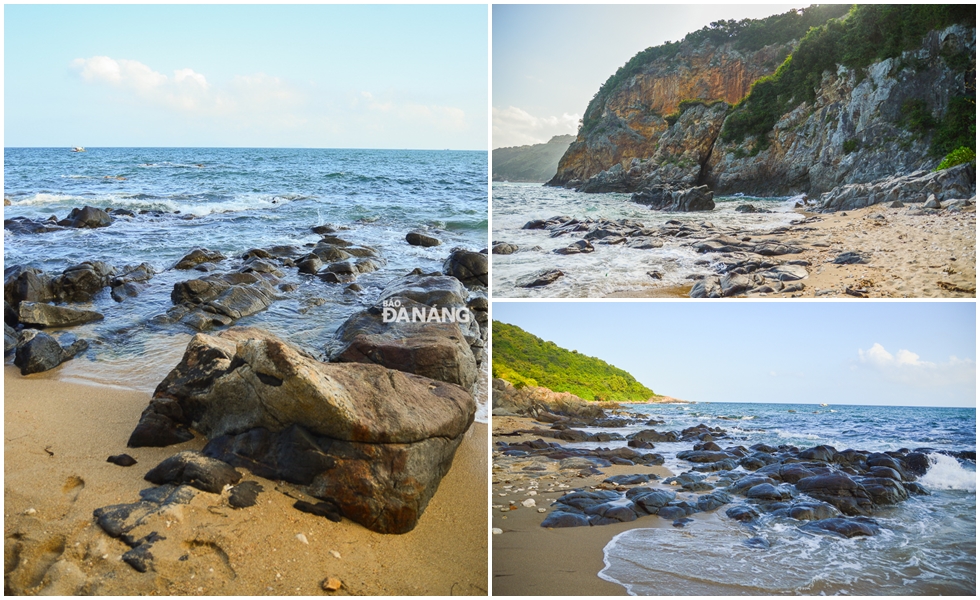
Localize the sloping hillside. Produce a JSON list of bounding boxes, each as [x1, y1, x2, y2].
[[492, 320, 656, 402], [492, 135, 575, 182]]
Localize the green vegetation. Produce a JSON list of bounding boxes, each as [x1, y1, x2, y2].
[[580, 5, 850, 135], [843, 138, 859, 154], [721, 4, 976, 149], [935, 146, 976, 171], [930, 96, 976, 158], [899, 99, 936, 136], [491, 135, 576, 183], [491, 321, 656, 402]]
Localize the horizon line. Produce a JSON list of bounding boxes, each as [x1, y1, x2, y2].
[[4, 145, 488, 152]]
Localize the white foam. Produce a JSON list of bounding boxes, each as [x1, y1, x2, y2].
[[918, 453, 976, 491]]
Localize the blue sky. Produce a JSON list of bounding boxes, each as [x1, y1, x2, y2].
[[493, 3, 807, 148], [4, 4, 488, 149], [493, 302, 977, 408]]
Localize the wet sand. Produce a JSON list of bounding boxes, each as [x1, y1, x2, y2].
[[605, 203, 976, 298], [4, 365, 488, 595], [491, 416, 671, 596]]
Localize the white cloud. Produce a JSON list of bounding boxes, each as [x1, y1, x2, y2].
[[71, 56, 303, 118], [492, 105, 579, 148], [857, 343, 975, 386], [353, 90, 468, 133]]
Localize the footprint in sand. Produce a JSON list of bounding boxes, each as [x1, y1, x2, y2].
[[6, 533, 66, 592], [62, 475, 85, 503]]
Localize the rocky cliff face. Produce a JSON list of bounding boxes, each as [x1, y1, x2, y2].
[[552, 21, 976, 207], [549, 40, 792, 187], [706, 24, 976, 197]]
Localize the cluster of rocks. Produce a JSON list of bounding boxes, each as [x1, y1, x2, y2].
[[491, 378, 611, 422], [817, 162, 975, 212], [631, 185, 715, 212], [4, 205, 116, 234]]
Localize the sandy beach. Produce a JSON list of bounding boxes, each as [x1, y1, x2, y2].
[[605, 203, 976, 298], [4, 365, 488, 595], [491, 415, 671, 596]]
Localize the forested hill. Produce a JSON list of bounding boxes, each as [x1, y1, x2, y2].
[[491, 320, 656, 402], [492, 135, 576, 182]]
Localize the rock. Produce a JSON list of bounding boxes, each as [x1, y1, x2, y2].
[[4, 323, 17, 355], [107, 454, 138, 467], [832, 251, 869, 265], [778, 501, 841, 521], [628, 489, 676, 514], [540, 511, 591, 528], [801, 517, 879, 538], [94, 484, 197, 540], [17, 302, 103, 328], [492, 242, 519, 255], [294, 500, 342, 522], [131, 327, 475, 534], [380, 273, 469, 310], [13, 329, 87, 374], [173, 248, 225, 270], [554, 240, 595, 255], [746, 483, 793, 501], [633, 185, 715, 212], [406, 231, 441, 247], [818, 164, 976, 212], [795, 474, 874, 516], [64, 206, 112, 228], [903, 452, 930, 476], [228, 481, 264, 508], [56, 261, 115, 302], [5, 265, 57, 307], [321, 577, 343, 592], [603, 474, 654, 486], [143, 451, 242, 493], [443, 249, 488, 288], [726, 505, 760, 522], [856, 476, 909, 505], [517, 269, 564, 288], [889, 200, 904, 208]]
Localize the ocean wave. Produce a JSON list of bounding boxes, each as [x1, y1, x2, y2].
[[918, 453, 976, 491], [10, 192, 309, 217]]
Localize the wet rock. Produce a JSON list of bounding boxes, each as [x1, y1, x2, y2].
[[173, 248, 226, 270], [798, 445, 838, 463], [744, 536, 770, 549], [540, 511, 591, 528], [517, 269, 563, 288], [443, 249, 488, 288], [726, 505, 761, 522], [774, 501, 840, 521], [554, 240, 595, 255], [832, 251, 869, 265], [697, 491, 732, 512], [746, 483, 794, 501], [492, 242, 519, 255], [107, 454, 138, 467], [629, 429, 679, 443], [56, 261, 115, 302], [677, 450, 734, 463], [627, 489, 676, 514], [603, 474, 654, 486], [4, 323, 17, 355], [228, 481, 264, 508], [801, 517, 880, 538], [13, 329, 87, 374], [632, 185, 715, 212], [795, 474, 875, 516], [295, 500, 343, 522], [144, 451, 242, 493], [64, 206, 112, 228], [855, 476, 909, 505], [585, 501, 639, 525], [17, 302, 103, 328], [4, 266, 57, 307], [903, 452, 930, 477], [406, 231, 441, 247]]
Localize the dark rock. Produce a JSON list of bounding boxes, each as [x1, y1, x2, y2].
[[13, 329, 86, 375], [744, 536, 770, 549], [629, 429, 678, 443], [677, 450, 734, 463], [174, 248, 226, 270], [203, 425, 336, 485], [903, 452, 930, 476], [65, 206, 112, 228], [492, 242, 519, 255], [228, 481, 264, 508], [56, 261, 115, 302], [107, 454, 138, 467], [672, 518, 694, 528], [801, 517, 879, 538], [517, 269, 564, 288], [554, 240, 595, 255], [798, 445, 838, 463], [540, 511, 591, 528], [795, 474, 874, 516], [778, 501, 840, 521], [603, 474, 654, 486], [294, 500, 342, 522], [585, 501, 639, 524], [127, 409, 195, 447], [121, 543, 155, 573], [443, 249, 488, 287], [697, 491, 732, 512], [144, 451, 242, 494], [832, 251, 869, 265], [726, 505, 760, 522], [17, 302, 103, 328], [747, 483, 793, 501], [632, 185, 714, 212], [628, 489, 676, 514], [406, 231, 441, 247], [4, 323, 16, 355], [856, 476, 909, 505], [4, 266, 56, 307]]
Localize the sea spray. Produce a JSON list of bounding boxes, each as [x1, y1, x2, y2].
[[919, 453, 977, 491]]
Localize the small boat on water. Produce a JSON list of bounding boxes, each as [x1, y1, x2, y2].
[[819, 403, 829, 407], [71, 147, 86, 152]]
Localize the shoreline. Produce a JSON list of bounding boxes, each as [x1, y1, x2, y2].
[[4, 365, 488, 595]]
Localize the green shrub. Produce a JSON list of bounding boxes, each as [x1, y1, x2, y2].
[[935, 146, 976, 171], [930, 96, 976, 157], [843, 139, 859, 154], [899, 99, 937, 135]]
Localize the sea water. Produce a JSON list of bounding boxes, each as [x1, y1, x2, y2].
[[4, 147, 488, 418], [492, 182, 804, 297], [581, 402, 976, 595]]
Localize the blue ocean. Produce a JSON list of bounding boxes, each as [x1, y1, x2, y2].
[[4, 147, 488, 411], [571, 402, 976, 595]]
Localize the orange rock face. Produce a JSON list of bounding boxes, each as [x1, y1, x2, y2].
[[551, 41, 790, 185]]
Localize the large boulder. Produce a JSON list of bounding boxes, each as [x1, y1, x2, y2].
[[173, 248, 226, 270], [63, 206, 112, 228], [4, 266, 57, 307], [56, 261, 116, 302], [631, 185, 715, 212], [13, 329, 88, 375], [443, 250, 488, 288], [128, 327, 475, 534], [17, 302, 104, 328], [795, 473, 875, 516]]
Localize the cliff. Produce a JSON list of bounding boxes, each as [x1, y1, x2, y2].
[[549, 5, 977, 206], [492, 134, 575, 182]]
